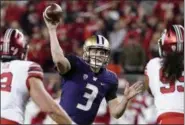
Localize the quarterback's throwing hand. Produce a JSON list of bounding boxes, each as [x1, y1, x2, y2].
[[123, 81, 143, 100], [43, 3, 62, 30]]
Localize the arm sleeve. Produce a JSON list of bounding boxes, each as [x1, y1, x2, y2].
[[105, 83, 118, 101], [62, 54, 78, 76], [26, 62, 44, 90], [66, 55, 77, 69]]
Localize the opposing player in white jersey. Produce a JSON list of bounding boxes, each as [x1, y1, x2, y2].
[[0, 29, 72, 124], [144, 25, 184, 124]]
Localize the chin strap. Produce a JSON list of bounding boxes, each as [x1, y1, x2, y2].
[[90, 66, 100, 73]]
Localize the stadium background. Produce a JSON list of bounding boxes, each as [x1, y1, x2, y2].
[[0, 0, 184, 124]]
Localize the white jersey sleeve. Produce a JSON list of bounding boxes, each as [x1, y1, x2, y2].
[[145, 57, 184, 117], [1, 60, 44, 124], [26, 62, 44, 90]]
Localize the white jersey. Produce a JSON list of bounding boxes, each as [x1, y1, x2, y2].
[[145, 57, 184, 117], [0, 60, 43, 124]]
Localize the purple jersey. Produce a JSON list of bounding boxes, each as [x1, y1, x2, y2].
[[59, 55, 118, 125]]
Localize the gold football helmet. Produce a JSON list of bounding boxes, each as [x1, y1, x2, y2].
[[83, 35, 111, 69]]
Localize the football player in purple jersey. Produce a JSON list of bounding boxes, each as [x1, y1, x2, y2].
[[43, 11, 143, 125]]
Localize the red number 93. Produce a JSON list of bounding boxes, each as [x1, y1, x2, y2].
[[160, 68, 184, 94], [0, 72, 13, 92]]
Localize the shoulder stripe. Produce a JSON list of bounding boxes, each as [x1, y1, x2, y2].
[[28, 62, 43, 72], [28, 66, 43, 72], [27, 62, 44, 80], [28, 71, 43, 75], [28, 72, 43, 79]]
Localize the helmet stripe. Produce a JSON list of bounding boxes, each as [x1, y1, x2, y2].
[[96, 35, 100, 44], [177, 25, 183, 52], [173, 25, 180, 51], [177, 25, 184, 43], [101, 36, 104, 45], [3, 29, 13, 54], [173, 25, 179, 41], [173, 25, 183, 52], [4, 29, 13, 43], [97, 35, 105, 45]]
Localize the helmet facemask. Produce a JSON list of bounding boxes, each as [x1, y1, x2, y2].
[[83, 47, 110, 70], [83, 34, 111, 72]]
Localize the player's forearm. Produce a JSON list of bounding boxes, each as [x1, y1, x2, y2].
[[49, 104, 72, 124], [48, 29, 70, 74], [48, 29, 65, 63], [112, 96, 128, 119], [39, 95, 72, 124]]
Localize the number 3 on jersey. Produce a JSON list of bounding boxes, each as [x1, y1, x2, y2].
[[77, 83, 98, 111], [160, 68, 184, 94], [0, 72, 13, 92]]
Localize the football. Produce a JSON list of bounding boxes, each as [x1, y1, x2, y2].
[[44, 3, 63, 24]]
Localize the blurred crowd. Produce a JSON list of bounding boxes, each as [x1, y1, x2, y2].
[[0, 0, 184, 74], [1, 1, 183, 124]]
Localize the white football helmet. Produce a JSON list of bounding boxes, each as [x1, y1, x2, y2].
[[83, 35, 111, 69]]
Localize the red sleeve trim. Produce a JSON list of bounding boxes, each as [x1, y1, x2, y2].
[[28, 67, 42, 72], [26, 62, 44, 91], [28, 73, 43, 80], [28, 63, 43, 72], [26, 73, 44, 91]]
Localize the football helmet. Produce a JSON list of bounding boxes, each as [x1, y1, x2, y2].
[[158, 25, 184, 57], [0, 29, 28, 60], [83, 35, 111, 69]]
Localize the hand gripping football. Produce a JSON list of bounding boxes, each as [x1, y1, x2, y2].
[[44, 3, 63, 24]]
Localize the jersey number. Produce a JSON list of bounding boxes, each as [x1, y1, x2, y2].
[[77, 83, 98, 111], [159, 68, 184, 94], [0, 72, 13, 92]]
